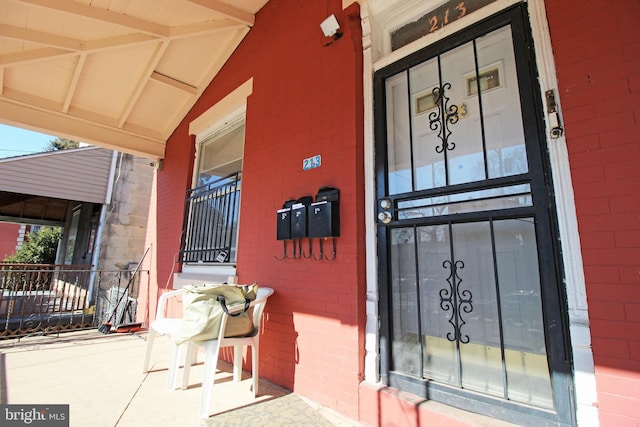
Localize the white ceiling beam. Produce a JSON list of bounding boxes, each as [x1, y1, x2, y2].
[[82, 33, 160, 52], [0, 98, 166, 159], [0, 24, 83, 50], [117, 41, 171, 128], [63, 54, 86, 113], [2, 87, 65, 114], [16, 0, 170, 37], [186, 0, 255, 26], [16, 0, 255, 31], [0, 48, 72, 66], [150, 72, 198, 95], [4, 87, 142, 133], [0, 35, 160, 67], [0, 26, 160, 53], [169, 19, 245, 38], [0, 25, 158, 54]]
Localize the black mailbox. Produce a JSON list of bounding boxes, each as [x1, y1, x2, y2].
[[276, 200, 295, 240], [276, 208, 291, 240], [308, 187, 340, 238], [290, 196, 312, 239]]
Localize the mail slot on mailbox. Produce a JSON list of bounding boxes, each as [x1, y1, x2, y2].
[[308, 187, 339, 238]]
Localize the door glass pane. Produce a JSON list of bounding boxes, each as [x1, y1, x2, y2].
[[475, 26, 528, 178], [417, 225, 457, 385], [398, 183, 532, 219], [494, 219, 553, 408], [386, 73, 413, 195], [409, 58, 445, 191], [451, 222, 503, 397], [390, 228, 420, 375], [440, 42, 486, 185]]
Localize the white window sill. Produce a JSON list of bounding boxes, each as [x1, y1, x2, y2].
[[173, 264, 237, 289]]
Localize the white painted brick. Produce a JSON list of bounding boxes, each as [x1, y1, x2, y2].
[[570, 323, 593, 347], [576, 403, 600, 427]]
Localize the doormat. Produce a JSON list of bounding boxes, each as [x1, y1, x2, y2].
[[204, 393, 348, 427]]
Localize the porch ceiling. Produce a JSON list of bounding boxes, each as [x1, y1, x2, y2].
[[0, 0, 268, 160], [0, 192, 68, 225]]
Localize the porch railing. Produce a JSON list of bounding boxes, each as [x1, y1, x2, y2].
[[0, 263, 149, 339]]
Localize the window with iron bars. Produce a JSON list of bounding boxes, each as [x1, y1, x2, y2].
[[180, 119, 244, 264], [180, 172, 241, 263]]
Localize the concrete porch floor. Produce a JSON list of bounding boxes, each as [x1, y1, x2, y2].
[[0, 330, 364, 427]]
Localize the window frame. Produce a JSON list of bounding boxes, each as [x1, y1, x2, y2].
[[180, 108, 246, 273]]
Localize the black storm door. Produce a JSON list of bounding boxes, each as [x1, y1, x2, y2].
[[374, 6, 575, 426]]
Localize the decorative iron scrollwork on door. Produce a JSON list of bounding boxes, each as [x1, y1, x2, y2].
[[428, 83, 460, 153], [439, 259, 473, 343]]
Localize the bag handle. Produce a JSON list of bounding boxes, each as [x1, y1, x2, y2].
[[216, 295, 251, 317]]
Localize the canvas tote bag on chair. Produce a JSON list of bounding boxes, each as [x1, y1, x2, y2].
[[177, 282, 258, 344]]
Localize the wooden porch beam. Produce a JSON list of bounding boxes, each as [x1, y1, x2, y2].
[[0, 99, 166, 159], [16, 0, 170, 37], [186, 0, 255, 26]]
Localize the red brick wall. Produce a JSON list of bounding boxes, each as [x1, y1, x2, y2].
[[546, 1, 640, 426], [0, 223, 20, 260], [155, 0, 365, 419]]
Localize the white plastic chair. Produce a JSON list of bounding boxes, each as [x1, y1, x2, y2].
[[142, 288, 187, 390], [180, 286, 274, 419]]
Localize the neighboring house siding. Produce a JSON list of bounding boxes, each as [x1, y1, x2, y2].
[[547, 1, 640, 426], [0, 147, 113, 203], [156, 0, 365, 420]]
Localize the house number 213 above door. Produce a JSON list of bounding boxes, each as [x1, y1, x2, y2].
[[303, 155, 321, 171]]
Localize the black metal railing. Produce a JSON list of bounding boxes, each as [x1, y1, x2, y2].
[[0, 263, 149, 339], [180, 172, 241, 264]]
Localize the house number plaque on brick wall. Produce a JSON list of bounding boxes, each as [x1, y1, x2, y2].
[[303, 154, 321, 171], [391, 0, 498, 51]]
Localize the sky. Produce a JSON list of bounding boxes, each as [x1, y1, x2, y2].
[[0, 124, 57, 159]]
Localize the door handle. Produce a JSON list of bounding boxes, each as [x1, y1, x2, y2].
[[378, 211, 392, 224]]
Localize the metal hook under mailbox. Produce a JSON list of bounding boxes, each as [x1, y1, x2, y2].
[[313, 239, 324, 261], [292, 239, 303, 259], [324, 238, 337, 261], [274, 240, 291, 261], [302, 239, 313, 259]]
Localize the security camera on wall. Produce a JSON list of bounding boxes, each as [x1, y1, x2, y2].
[[320, 14, 342, 39]]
